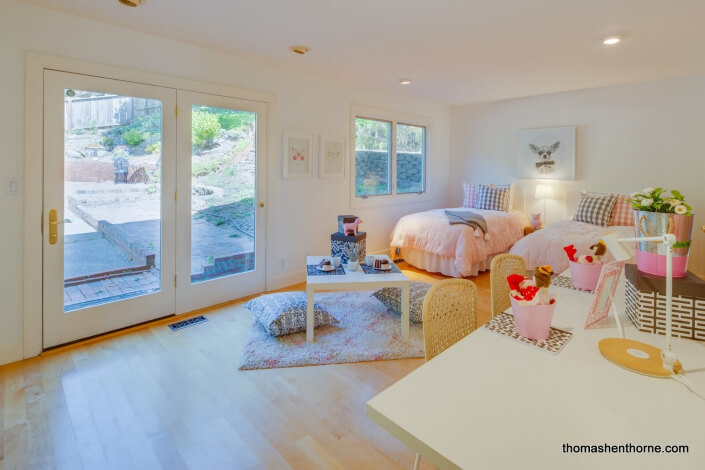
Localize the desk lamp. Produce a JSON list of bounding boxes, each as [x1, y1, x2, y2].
[[598, 231, 682, 377]]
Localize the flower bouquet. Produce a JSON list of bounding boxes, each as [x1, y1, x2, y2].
[[627, 188, 694, 277], [507, 266, 556, 340]]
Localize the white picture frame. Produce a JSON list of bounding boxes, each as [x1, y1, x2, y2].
[[283, 132, 313, 179], [319, 136, 345, 179], [518, 126, 576, 180]]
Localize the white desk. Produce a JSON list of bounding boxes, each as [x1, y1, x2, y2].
[[366, 278, 705, 469], [305, 255, 410, 342]]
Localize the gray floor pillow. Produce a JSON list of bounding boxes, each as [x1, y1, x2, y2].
[[371, 281, 432, 323], [244, 291, 338, 336]]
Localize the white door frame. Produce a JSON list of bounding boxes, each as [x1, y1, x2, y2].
[[24, 52, 275, 359]]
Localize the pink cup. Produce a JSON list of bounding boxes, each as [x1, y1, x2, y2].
[[568, 260, 603, 291], [510, 297, 556, 341]]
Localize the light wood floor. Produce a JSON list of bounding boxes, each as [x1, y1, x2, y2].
[[0, 262, 492, 470]]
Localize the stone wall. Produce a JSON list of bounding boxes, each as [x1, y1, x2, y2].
[[355, 150, 424, 194]]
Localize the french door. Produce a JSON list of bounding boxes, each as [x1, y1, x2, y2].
[[43, 70, 266, 348]]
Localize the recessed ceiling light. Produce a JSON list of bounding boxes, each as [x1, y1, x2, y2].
[[289, 45, 310, 55], [602, 36, 621, 46], [400, 79, 412, 85], [119, 0, 146, 6]]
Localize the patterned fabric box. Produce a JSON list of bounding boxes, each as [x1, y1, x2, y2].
[[625, 264, 705, 342], [331, 232, 366, 264]]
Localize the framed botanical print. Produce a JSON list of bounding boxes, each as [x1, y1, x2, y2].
[[283, 132, 313, 179], [319, 136, 345, 178]]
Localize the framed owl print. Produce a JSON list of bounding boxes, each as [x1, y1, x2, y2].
[[283, 132, 313, 179]]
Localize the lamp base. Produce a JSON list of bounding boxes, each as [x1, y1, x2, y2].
[[598, 338, 681, 378]]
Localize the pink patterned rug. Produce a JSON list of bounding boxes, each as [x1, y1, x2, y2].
[[238, 291, 424, 369]]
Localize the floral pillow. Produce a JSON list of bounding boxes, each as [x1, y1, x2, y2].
[[371, 281, 432, 323], [244, 292, 338, 337]]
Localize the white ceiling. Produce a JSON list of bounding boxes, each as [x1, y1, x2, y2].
[[24, 0, 705, 105]]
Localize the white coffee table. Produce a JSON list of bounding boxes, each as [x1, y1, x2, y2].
[[305, 255, 411, 342]]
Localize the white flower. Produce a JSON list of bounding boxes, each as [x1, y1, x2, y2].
[[675, 205, 687, 215], [642, 187, 655, 194], [666, 199, 680, 206], [640, 198, 654, 206]]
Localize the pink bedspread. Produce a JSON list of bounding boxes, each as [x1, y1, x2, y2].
[[390, 208, 527, 276], [509, 219, 635, 272]]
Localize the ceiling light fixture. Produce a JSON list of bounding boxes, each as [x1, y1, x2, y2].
[[602, 36, 621, 46], [289, 45, 310, 55], [119, 0, 146, 6], [400, 79, 412, 85]]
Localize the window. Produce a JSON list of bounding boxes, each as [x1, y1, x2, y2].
[[353, 108, 428, 201]]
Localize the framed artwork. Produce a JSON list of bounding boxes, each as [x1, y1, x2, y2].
[[283, 132, 313, 179], [518, 126, 576, 180], [319, 136, 345, 178], [585, 261, 625, 329]]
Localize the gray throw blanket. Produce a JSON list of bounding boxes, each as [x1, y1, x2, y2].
[[445, 210, 490, 240]]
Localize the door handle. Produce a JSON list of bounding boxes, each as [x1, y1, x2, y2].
[[49, 209, 58, 245]]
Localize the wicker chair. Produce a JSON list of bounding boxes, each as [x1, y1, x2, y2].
[[490, 254, 526, 318], [421, 279, 479, 362]]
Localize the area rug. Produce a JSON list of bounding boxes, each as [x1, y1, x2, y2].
[[238, 291, 424, 370]]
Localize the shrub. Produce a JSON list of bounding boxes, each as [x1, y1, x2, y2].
[[123, 129, 146, 148], [192, 112, 221, 148], [218, 114, 242, 131], [101, 137, 115, 151], [146, 142, 161, 154]]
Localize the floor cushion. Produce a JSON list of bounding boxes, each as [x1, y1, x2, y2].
[[371, 281, 432, 323], [244, 291, 338, 336]]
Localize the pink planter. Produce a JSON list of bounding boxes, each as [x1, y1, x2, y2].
[[510, 297, 556, 341], [636, 251, 689, 278], [568, 260, 603, 291]]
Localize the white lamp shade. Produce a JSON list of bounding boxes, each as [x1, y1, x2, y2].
[[534, 184, 554, 200]]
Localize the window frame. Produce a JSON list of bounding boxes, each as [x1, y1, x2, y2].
[[350, 105, 431, 208]]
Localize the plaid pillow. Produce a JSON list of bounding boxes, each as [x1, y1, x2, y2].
[[609, 194, 634, 226], [476, 185, 510, 211], [573, 192, 617, 227], [462, 183, 478, 208]]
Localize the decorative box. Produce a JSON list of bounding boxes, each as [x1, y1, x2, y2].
[[331, 232, 366, 264], [625, 264, 705, 342]]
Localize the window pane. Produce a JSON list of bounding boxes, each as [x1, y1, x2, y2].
[[355, 118, 391, 196], [63, 90, 162, 312], [191, 105, 257, 283], [396, 124, 425, 194]]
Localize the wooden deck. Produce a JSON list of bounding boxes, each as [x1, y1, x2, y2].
[[64, 269, 161, 311]]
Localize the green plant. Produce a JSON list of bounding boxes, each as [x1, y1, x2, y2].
[[145, 142, 161, 154], [628, 187, 692, 215], [122, 128, 146, 148], [192, 111, 221, 148], [101, 137, 115, 150]]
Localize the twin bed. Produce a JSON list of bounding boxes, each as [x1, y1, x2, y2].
[[390, 188, 636, 277]]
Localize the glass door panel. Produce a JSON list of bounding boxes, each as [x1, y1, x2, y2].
[[63, 89, 163, 311], [190, 106, 257, 283]]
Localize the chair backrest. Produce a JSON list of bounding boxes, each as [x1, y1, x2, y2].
[[422, 279, 478, 361], [490, 254, 526, 318]]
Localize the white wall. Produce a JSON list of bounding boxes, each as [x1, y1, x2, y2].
[[0, 0, 450, 364], [450, 76, 705, 278]]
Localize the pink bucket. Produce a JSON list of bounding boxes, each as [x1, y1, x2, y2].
[[510, 297, 556, 341], [568, 260, 603, 291]]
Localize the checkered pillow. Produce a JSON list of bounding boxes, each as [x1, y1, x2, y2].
[[573, 192, 617, 227], [609, 194, 634, 226], [476, 185, 510, 211], [462, 183, 478, 208]]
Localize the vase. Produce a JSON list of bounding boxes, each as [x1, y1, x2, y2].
[[633, 210, 694, 278]]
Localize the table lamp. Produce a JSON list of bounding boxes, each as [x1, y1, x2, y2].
[[598, 231, 682, 377], [534, 184, 554, 227]]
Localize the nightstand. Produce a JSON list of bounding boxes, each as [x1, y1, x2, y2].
[[524, 226, 543, 236]]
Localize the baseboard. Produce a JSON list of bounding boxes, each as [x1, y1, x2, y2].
[[0, 341, 24, 366]]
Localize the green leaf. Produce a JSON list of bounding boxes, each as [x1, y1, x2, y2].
[[671, 189, 683, 199], [673, 240, 691, 249]]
